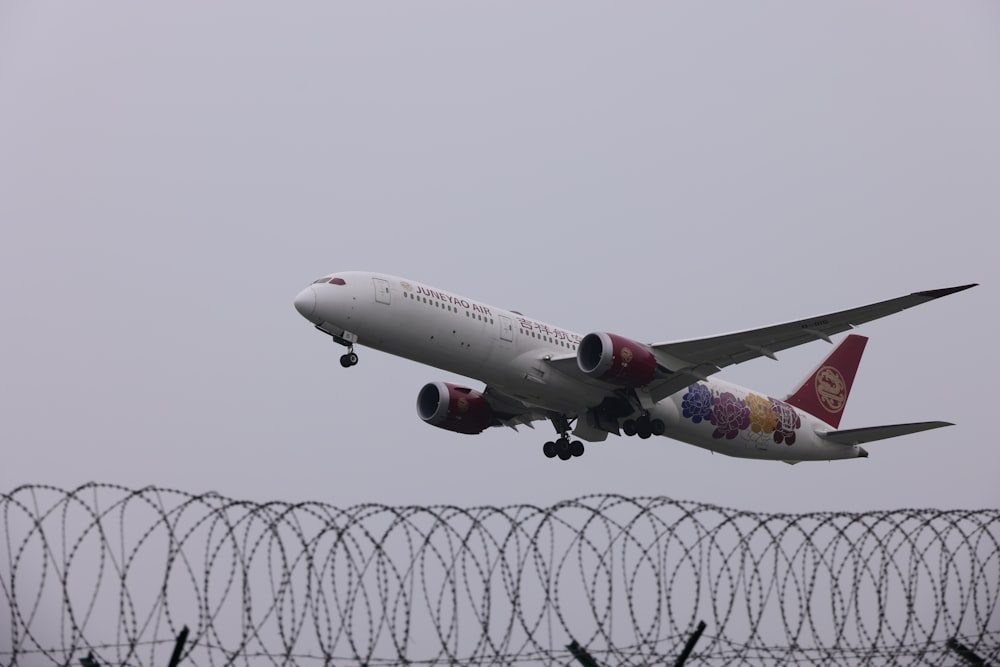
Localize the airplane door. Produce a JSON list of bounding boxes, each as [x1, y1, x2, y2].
[[373, 278, 391, 305], [499, 315, 514, 342]]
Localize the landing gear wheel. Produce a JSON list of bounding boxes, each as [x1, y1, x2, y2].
[[547, 416, 583, 460], [624, 413, 661, 439], [340, 351, 359, 367]]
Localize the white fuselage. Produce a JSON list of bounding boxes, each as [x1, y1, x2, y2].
[[296, 272, 864, 462]]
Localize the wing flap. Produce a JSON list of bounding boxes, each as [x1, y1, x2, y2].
[[482, 386, 553, 427], [818, 421, 953, 445]]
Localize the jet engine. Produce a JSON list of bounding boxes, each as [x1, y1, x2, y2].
[[577, 332, 658, 387], [416, 382, 495, 434]]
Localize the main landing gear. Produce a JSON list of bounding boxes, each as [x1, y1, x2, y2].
[[543, 416, 584, 461], [543, 437, 584, 461], [622, 414, 666, 439]]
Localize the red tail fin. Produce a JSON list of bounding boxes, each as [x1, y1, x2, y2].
[[785, 334, 868, 428]]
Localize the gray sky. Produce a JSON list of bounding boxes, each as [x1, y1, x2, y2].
[[2, 2, 998, 513]]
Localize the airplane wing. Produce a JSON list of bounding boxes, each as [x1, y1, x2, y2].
[[644, 284, 976, 402], [481, 385, 558, 430], [481, 384, 610, 441], [642, 284, 976, 402]]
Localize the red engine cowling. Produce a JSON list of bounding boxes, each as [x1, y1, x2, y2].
[[577, 332, 658, 387], [416, 382, 495, 434]]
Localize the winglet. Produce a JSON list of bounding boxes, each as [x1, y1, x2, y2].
[[785, 334, 868, 428]]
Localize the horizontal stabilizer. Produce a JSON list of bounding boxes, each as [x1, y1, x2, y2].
[[819, 421, 953, 445]]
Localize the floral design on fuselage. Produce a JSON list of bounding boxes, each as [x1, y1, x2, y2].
[[681, 383, 714, 424], [746, 393, 778, 435], [681, 383, 801, 444], [769, 398, 801, 445], [710, 392, 752, 440]]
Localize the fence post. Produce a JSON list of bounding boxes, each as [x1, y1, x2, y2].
[[566, 639, 603, 667], [166, 626, 190, 667], [673, 620, 707, 667]]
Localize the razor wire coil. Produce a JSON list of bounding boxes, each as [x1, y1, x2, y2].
[[1, 483, 998, 666]]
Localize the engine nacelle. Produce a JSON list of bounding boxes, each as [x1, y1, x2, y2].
[[416, 382, 495, 434], [577, 332, 658, 387]]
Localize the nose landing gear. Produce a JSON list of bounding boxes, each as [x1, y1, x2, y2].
[[339, 350, 359, 368], [325, 331, 359, 368]]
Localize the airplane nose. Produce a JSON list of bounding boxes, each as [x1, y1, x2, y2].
[[294, 286, 316, 319]]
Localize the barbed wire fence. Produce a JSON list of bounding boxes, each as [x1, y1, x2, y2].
[[1, 483, 997, 666]]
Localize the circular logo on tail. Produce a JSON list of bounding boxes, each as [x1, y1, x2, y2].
[[815, 366, 847, 413]]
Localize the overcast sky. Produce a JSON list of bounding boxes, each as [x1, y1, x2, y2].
[[2, 2, 998, 514]]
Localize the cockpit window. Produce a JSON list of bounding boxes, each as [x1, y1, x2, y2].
[[330, 277, 346, 285], [312, 277, 330, 284]]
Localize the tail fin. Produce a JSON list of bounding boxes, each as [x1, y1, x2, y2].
[[785, 334, 868, 428]]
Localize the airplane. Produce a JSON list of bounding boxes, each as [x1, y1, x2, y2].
[[293, 273, 975, 463]]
